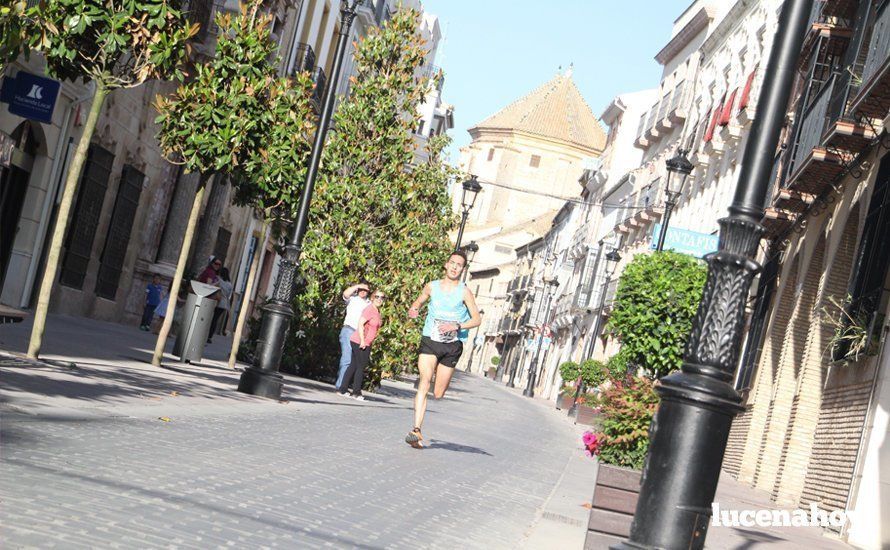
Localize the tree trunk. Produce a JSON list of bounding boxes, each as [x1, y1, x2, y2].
[[151, 174, 210, 366], [227, 220, 267, 369], [189, 174, 229, 274], [27, 84, 109, 359]]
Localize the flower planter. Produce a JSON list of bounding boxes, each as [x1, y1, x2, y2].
[[585, 463, 641, 548], [486, 367, 497, 380], [575, 405, 602, 428], [556, 393, 575, 410]]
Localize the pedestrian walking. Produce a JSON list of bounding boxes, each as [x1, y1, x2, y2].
[[405, 250, 482, 448], [336, 289, 385, 400], [335, 281, 371, 388], [141, 275, 164, 331], [209, 267, 233, 343]]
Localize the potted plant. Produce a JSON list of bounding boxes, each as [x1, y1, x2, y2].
[[487, 356, 500, 379], [574, 358, 609, 424], [582, 374, 659, 547], [822, 296, 882, 364]]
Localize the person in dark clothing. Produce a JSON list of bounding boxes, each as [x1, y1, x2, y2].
[[208, 267, 233, 343], [336, 290, 385, 400], [141, 275, 164, 331]]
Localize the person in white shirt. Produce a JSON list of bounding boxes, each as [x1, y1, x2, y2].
[[336, 281, 370, 388]]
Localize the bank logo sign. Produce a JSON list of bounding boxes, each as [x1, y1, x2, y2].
[[651, 224, 719, 258], [1, 71, 61, 124]]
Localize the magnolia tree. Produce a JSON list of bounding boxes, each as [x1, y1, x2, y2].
[[152, 2, 279, 366], [270, 9, 457, 386], [25, 0, 195, 359], [227, 74, 316, 369], [0, 0, 30, 69]]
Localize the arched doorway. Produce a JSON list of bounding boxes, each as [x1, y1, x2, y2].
[[0, 121, 40, 292]]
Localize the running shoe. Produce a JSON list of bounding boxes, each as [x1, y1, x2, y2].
[[405, 427, 424, 449], [352, 395, 365, 401]]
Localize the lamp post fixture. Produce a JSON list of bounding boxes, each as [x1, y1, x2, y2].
[[523, 277, 559, 398], [655, 148, 694, 252], [455, 175, 482, 250], [461, 241, 479, 282], [614, 0, 812, 548], [570, 246, 620, 417], [237, 0, 361, 400]]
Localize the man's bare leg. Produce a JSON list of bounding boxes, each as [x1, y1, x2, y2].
[[433, 364, 455, 399], [407, 354, 438, 448]]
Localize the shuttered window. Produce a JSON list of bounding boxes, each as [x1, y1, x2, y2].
[[95, 165, 143, 300], [60, 145, 113, 289]]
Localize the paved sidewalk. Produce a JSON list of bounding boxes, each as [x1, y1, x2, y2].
[[1, 314, 593, 549]]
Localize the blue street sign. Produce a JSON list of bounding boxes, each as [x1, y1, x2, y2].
[[1, 72, 61, 124], [651, 224, 719, 258]]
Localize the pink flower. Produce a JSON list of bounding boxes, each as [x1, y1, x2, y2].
[[582, 431, 596, 445], [584, 449, 592, 458]]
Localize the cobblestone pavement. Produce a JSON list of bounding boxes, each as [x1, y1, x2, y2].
[[0, 317, 585, 549]]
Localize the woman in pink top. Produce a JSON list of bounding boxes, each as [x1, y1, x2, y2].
[[336, 289, 385, 400]]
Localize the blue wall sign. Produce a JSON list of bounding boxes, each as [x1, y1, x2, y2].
[[1, 72, 61, 124], [650, 224, 719, 258]]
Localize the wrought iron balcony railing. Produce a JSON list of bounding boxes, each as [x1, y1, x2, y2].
[[860, 1, 890, 90], [289, 42, 316, 76], [787, 73, 835, 179], [311, 66, 328, 108]]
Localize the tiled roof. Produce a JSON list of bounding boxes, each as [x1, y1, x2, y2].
[[471, 69, 607, 151]]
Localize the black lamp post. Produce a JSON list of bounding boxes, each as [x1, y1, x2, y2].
[[523, 277, 559, 398], [237, 0, 361, 400], [655, 148, 694, 252], [455, 175, 482, 250], [461, 241, 479, 282], [613, 0, 811, 548], [570, 246, 620, 416]]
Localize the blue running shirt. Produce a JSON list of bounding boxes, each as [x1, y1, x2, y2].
[[422, 280, 471, 343]]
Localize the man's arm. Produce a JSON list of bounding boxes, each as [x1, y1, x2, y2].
[[408, 282, 432, 318], [342, 282, 368, 301], [460, 287, 482, 330]]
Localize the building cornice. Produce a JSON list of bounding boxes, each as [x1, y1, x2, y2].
[[655, 6, 716, 65], [699, 0, 754, 58]]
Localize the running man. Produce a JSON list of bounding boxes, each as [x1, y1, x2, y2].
[[405, 250, 482, 448]]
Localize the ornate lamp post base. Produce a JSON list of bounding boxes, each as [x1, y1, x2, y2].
[[237, 367, 284, 399]]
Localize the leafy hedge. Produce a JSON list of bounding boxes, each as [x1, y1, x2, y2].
[[595, 376, 660, 469]]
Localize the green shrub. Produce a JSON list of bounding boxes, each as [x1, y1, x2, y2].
[[490, 356, 501, 366], [559, 361, 580, 382], [595, 376, 660, 470], [605, 350, 629, 378], [579, 359, 608, 387], [607, 251, 707, 378]]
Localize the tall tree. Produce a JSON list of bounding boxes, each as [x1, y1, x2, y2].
[[25, 0, 195, 359], [0, 0, 31, 69], [152, 1, 278, 366], [227, 73, 316, 369], [272, 8, 457, 386]]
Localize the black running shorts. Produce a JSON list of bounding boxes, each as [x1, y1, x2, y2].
[[419, 336, 464, 368]]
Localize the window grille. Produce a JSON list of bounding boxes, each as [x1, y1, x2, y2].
[[95, 165, 143, 300]]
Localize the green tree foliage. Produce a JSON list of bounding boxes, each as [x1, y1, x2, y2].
[[0, 0, 32, 67], [559, 361, 580, 382], [275, 9, 456, 386], [579, 359, 608, 387], [595, 376, 660, 469], [151, 1, 282, 366], [606, 251, 707, 378], [25, 0, 194, 358]]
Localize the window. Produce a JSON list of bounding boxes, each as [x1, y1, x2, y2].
[[494, 244, 513, 255], [61, 144, 114, 289], [416, 120, 425, 135], [95, 165, 144, 300], [214, 226, 232, 266], [529, 155, 541, 168], [487, 148, 494, 161]]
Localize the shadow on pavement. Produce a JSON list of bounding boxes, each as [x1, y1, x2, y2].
[[426, 439, 492, 456], [726, 528, 785, 549]]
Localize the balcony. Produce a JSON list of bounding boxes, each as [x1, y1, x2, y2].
[[310, 67, 328, 110], [603, 278, 619, 309], [615, 180, 665, 235], [569, 224, 590, 259], [668, 81, 688, 122], [798, 0, 855, 73], [289, 42, 316, 76], [785, 74, 849, 194], [852, 1, 890, 119]]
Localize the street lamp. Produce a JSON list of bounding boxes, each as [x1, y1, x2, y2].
[[455, 175, 482, 250], [237, 0, 361, 400], [570, 246, 620, 416], [613, 0, 811, 548], [523, 277, 559, 398], [461, 241, 479, 282], [655, 148, 694, 252]]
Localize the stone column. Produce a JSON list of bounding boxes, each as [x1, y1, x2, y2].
[[189, 175, 229, 273], [157, 170, 200, 266]]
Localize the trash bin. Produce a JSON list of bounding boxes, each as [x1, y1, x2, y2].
[[173, 281, 218, 363]]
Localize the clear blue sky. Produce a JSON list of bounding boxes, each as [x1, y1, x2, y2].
[[422, 0, 692, 158]]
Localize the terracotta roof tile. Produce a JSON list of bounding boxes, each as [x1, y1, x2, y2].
[[471, 70, 606, 151]]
